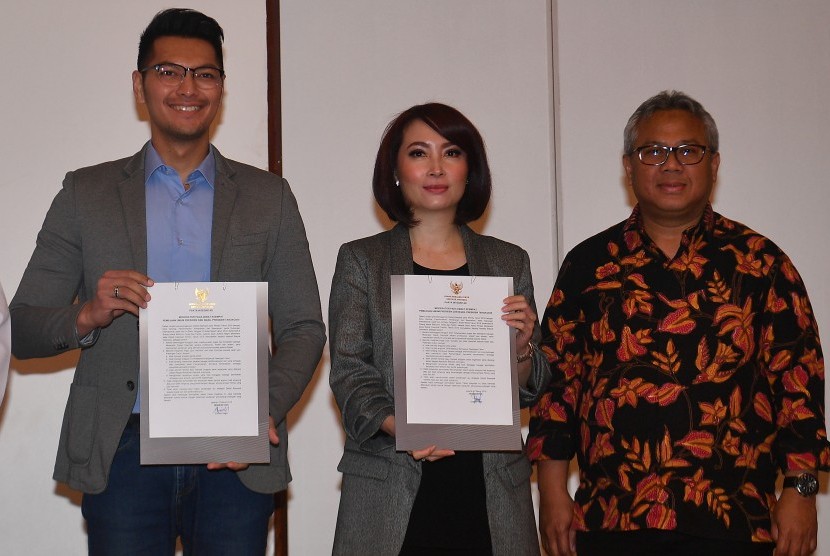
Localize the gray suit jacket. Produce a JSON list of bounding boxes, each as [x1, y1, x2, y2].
[[329, 224, 549, 555], [11, 145, 326, 494]]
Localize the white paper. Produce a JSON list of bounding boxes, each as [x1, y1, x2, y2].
[[142, 282, 261, 438], [402, 275, 514, 426]]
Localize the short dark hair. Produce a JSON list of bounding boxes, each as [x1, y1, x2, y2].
[[137, 8, 224, 70], [373, 103, 492, 227], [623, 90, 719, 155]]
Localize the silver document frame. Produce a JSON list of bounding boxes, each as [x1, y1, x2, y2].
[[391, 274, 521, 452], [138, 281, 270, 464]]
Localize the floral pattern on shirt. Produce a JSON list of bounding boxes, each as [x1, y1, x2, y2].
[[528, 205, 829, 542]]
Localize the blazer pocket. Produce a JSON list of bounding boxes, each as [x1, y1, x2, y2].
[[66, 384, 98, 465], [223, 232, 270, 276], [337, 449, 391, 481], [494, 453, 533, 487], [232, 231, 268, 246]]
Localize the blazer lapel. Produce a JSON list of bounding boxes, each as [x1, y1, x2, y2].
[[118, 149, 149, 274], [389, 224, 414, 275], [460, 225, 491, 277], [210, 148, 238, 280]]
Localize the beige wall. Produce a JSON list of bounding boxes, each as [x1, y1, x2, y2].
[[281, 2, 556, 553], [1, 1, 828, 554], [0, 1, 269, 554], [554, 2, 830, 554], [0, 1, 555, 554]]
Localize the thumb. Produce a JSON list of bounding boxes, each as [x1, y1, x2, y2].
[[268, 416, 280, 445]]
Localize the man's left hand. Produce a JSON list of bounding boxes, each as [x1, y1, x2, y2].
[[771, 488, 817, 556], [206, 416, 279, 472]]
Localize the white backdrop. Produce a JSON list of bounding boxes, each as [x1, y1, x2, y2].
[[281, 2, 556, 553], [0, 1, 555, 554], [554, 2, 830, 554], [0, 2, 271, 554], [1, 1, 828, 554]]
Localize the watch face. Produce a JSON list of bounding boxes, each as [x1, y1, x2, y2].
[[795, 473, 819, 496]]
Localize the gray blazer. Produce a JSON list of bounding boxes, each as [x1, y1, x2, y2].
[[329, 224, 549, 555], [10, 145, 326, 494]]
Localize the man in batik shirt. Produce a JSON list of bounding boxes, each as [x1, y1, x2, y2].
[[528, 90, 829, 556]]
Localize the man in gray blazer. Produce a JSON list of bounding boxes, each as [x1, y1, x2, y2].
[[10, 9, 325, 554]]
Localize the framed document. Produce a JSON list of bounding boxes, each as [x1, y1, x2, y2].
[[138, 282, 270, 464], [391, 274, 521, 451]]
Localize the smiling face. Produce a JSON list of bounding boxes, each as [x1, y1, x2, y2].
[[132, 36, 223, 151], [623, 109, 720, 230], [396, 119, 469, 222]]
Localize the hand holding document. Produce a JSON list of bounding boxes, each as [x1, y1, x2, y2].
[[391, 275, 521, 452], [139, 282, 270, 464]]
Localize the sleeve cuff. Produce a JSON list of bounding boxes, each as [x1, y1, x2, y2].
[[76, 326, 100, 348]]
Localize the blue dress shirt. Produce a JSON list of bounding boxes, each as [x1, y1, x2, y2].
[[134, 143, 216, 412]]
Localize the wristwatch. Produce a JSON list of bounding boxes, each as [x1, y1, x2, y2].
[[782, 472, 819, 497]]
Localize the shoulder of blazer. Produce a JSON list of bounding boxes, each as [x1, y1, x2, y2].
[[64, 150, 142, 186], [335, 226, 414, 278], [213, 147, 287, 191], [339, 227, 398, 258], [460, 225, 528, 272], [461, 225, 525, 255]]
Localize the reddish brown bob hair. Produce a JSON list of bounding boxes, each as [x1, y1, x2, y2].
[[373, 103, 492, 227]]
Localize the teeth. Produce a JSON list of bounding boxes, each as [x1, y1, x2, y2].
[[174, 106, 200, 112]]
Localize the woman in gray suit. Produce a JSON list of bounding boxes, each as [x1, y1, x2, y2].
[[329, 103, 550, 555]]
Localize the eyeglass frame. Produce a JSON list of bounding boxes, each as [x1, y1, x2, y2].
[[139, 62, 226, 89], [631, 144, 711, 166]]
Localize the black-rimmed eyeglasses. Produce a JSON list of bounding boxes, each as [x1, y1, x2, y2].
[[140, 63, 225, 90], [633, 144, 709, 166]]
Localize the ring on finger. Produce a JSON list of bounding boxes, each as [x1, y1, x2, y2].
[[114, 286, 120, 298]]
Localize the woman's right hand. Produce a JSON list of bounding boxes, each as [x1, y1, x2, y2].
[[384, 416, 456, 462]]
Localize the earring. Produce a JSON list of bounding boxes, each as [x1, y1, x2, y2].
[[395, 177, 400, 187]]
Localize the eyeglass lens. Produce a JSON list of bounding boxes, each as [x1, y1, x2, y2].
[[638, 145, 706, 165], [152, 64, 223, 89]]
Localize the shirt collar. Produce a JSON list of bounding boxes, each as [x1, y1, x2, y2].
[[143, 142, 217, 188], [623, 203, 715, 237]]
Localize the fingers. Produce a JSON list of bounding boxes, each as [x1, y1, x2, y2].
[[540, 513, 576, 556], [775, 528, 817, 556], [207, 417, 278, 472], [538, 470, 577, 556], [103, 270, 154, 313], [78, 270, 154, 335], [206, 461, 251, 472], [409, 446, 435, 461], [423, 448, 455, 462], [555, 529, 576, 556], [772, 489, 818, 556], [380, 415, 396, 437], [541, 526, 573, 556], [502, 295, 537, 343], [268, 416, 280, 446], [409, 445, 456, 462], [502, 295, 537, 325]]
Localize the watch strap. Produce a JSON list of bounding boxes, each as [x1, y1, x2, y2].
[[783, 472, 819, 496]]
